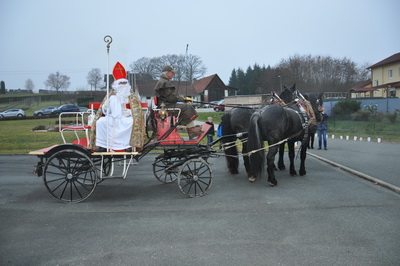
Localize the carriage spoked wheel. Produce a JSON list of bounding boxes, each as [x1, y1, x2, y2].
[[152, 155, 180, 184], [43, 149, 97, 203], [177, 158, 212, 197]]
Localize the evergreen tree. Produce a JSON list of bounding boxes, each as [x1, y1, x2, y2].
[[228, 69, 238, 88], [249, 64, 262, 94], [0, 81, 5, 94], [236, 68, 246, 95]]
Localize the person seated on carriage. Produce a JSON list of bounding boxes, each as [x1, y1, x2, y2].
[[154, 65, 202, 139], [88, 62, 146, 152]]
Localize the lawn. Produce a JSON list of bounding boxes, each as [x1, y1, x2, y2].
[[328, 118, 400, 143], [0, 100, 61, 116], [0, 111, 399, 154]]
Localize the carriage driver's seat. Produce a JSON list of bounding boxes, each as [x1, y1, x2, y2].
[[151, 97, 181, 118]]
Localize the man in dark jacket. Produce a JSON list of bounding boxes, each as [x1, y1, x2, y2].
[[317, 108, 328, 150], [154, 65, 201, 139]]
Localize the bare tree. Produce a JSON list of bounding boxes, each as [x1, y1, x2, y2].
[[129, 57, 159, 79], [86, 68, 103, 91], [129, 54, 207, 82], [44, 71, 71, 94], [277, 54, 367, 92], [25, 78, 34, 92], [184, 54, 207, 82]]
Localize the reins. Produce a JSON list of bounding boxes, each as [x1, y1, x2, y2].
[[213, 92, 318, 159], [193, 101, 261, 110]]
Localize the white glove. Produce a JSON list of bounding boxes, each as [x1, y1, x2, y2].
[[123, 109, 132, 117], [88, 114, 95, 126]]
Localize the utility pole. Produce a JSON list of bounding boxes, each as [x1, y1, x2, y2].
[[185, 44, 189, 96]]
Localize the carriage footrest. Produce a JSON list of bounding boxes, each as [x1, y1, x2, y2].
[[100, 175, 126, 180], [92, 151, 140, 156]]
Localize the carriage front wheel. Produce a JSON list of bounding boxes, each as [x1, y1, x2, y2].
[[177, 158, 212, 197], [153, 154, 180, 184], [43, 149, 97, 203]]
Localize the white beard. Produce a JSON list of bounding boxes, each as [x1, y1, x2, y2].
[[112, 79, 131, 104]]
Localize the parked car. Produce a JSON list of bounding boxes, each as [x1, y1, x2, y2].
[[33, 106, 57, 116], [79, 107, 89, 112], [51, 104, 80, 115], [191, 102, 201, 108], [213, 100, 225, 112], [0, 109, 26, 119], [204, 101, 219, 108]]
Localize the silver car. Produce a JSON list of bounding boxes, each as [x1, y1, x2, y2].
[[34, 106, 57, 116], [0, 109, 26, 119]]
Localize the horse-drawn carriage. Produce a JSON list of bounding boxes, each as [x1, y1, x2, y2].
[[29, 36, 324, 203], [29, 101, 219, 203]]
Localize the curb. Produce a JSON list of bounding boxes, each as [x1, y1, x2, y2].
[[307, 152, 400, 194]]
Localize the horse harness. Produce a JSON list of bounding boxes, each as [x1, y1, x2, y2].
[[217, 91, 319, 158], [284, 94, 316, 147]]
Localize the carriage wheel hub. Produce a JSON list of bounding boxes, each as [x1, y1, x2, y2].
[[192, 175, 199, 182], [66, 173, 73, 180]]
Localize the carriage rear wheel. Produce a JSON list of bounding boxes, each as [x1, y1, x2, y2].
[[177, 158, 212, 197], [43, 149, 97, 203], [153, 155, 179, 184]]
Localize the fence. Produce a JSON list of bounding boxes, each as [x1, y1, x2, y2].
[[323, 98, 400, 117]]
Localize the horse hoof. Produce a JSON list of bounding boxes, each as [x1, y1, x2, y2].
[[290, 171, 297, 176], [248, 177, 256, 182], [268, 181, 277, 187], [229, 169, 239, 175]]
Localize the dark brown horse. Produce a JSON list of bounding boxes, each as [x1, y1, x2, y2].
[[247, 90, 323, 186], [219, 85, 296, 181]]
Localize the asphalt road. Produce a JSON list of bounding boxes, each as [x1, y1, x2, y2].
[[308, 137, 400, 188], [0, 148, 399, 265]]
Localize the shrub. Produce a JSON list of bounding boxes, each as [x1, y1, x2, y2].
[[333, 100, 361, 120], [374, 112, 385, 123], [387, 112, 397, 123], [351, 110, 370, 121]]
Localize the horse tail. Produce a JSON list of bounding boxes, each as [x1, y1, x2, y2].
[[247, 111, 265, 180], [220, 113, 239, 174]]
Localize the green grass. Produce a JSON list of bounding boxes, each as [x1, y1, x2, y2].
[[197, 112, 224, 124], [0, 110, 399, 154], [0, 118, 83, 154], [0, 101, 61, 116], [328, 118, 400, 143]]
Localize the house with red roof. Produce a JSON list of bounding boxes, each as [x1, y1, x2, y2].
[[134, 74, 236, 106]]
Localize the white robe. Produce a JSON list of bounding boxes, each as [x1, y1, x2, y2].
[[95, 95, 133, 150]]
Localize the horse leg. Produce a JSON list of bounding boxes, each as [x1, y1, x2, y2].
[[299, 142, 307, 176], [242, 142, 255, 182], [224, 137, 239, 174], [287, 141, 297, 176], [277, 142, 286, 170], [267, 146, 279, 186]]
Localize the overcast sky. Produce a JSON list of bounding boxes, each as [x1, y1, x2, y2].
[[1, 0, 399, 92]]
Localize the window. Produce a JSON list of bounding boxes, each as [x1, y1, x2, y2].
[[388, 69, 393, 79], [374, 79, 379, 86]]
